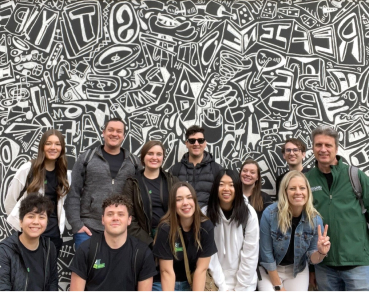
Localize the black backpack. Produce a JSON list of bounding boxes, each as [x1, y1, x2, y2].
[[87, 233, 146, 288]]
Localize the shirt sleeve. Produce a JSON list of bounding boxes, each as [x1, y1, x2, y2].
[[138, 248, 158, 281], [152, 224, 173, 260], [259, 209, 277, 271], [199, 220, 217, 258], [68, 242, 89, 280]]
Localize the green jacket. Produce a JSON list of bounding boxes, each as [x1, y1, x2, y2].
[[305, 156, 369, 266]]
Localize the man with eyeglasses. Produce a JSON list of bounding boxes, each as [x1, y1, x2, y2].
[[170, 125, 222, 207], [275, 138, 307, 200]]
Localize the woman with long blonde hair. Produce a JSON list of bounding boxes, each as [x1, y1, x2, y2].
[[153, 182, 217, 291], [258, 171, 330, 291], [5, 129, 71, 255]]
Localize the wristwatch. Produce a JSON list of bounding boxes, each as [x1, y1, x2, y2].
[[274, 284, 283, 291]]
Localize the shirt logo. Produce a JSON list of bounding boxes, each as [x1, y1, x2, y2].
[[93, 259, 105, 269], [175, 242, 183, 252], [311, 186, 322, 192]]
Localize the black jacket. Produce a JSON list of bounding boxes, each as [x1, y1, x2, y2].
[[169, 151, 223, 207], [0, 232, 58, 291], [123, 169, 179, 246]]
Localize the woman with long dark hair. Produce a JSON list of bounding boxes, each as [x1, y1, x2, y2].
[[123, 140, 178, 247], [258, 171, 330, 291], [240, 159, 273, 222], [204, 169, 259, 290], [153, 182, 217, 291], [5, 129, 71, 254]]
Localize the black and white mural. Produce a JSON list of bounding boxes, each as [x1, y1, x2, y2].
[[0, 0, 368, 288]]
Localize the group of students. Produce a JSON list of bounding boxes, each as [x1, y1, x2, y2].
[[0, 119, 366, 291]]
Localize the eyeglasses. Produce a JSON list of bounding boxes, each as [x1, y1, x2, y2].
[[285, 148, 300, 154], [187, 138, 206, 144]]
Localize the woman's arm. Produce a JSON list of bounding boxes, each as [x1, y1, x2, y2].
[[159, 259, 176, 291], [192, 256, 211, 291], [235, 206, 260, 291], [208, 254, 227, 291]]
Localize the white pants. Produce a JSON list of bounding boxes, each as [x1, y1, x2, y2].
[[257, 264, 309, 291]]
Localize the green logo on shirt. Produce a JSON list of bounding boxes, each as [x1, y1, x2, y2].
[[93, 259, 105, 269], [175, 242, 183, 252], [44, 180, 47, 185]]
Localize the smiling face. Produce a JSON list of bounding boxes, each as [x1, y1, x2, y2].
[[102, 204, 131, 237], [103, 121, 125, 150], [313, 134, 338, 167], [185, 132, 207, 160], [44, 135, 62, 162], [143, 145, 164, 170], [176, 186, 195, 219], [287, 176, 308, 209], [218, 174, 235, 208], [240, 163, 259, 187], [283, 142, 306, 168], [20, 209, 48, 239]]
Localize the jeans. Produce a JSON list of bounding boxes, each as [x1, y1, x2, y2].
[[258, 264, 309, 291], [73, 232, 91, 250], [152, 281, 191, 291], [315, 265, 369, 291]]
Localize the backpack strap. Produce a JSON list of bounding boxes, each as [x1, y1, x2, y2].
[[87, 232, 103, 279], [17, 162, 34, 201], [349, 166, 369, 230], [81, 147, 98, 181], [171, 163, 182, 177]]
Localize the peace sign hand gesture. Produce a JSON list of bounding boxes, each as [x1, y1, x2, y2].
[[317, 224, 331, 256]]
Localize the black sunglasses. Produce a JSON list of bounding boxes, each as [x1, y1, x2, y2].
[[187, 138, 206, 144]]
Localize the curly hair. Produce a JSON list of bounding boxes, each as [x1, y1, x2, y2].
[[19, 193, 54, 221], [102, 194, 133, 216]]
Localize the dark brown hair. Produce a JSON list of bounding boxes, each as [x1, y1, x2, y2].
[[155, 181, 208, 258], [102, 194, 133, 216], [19, 193, 54, 221], [140, 141, 165, 166], [281, 138, 306, 153], [27, 129, 69, 201], [240, 159, 263, 212], [185, 125, 205, 140]]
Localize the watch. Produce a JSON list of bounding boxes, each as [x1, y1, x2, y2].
[[274, 284, 282, 291]]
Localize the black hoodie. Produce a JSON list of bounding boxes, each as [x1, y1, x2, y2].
[[0, 232, 58, 291]]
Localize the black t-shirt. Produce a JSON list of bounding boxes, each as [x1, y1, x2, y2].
[[102, 148, 125, 179], [43, 169, 59, 238], [19, 239, 45, 291], [323, 172, 333, 190], [69, 234, 157, 291], [153, 220, 217, 282], [143, 175, 168, 228], [280, 214, 302, 266], [222, 208, 233, 220]]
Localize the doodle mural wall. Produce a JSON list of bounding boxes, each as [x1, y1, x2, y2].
[[0, 0, 368, 288]]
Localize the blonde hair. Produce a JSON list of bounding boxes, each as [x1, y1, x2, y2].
[[277, 170, 320, 234]]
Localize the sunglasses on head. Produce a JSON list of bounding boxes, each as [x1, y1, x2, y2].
[[187, 138, 206, 144]]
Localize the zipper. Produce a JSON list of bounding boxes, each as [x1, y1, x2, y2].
[[112, 179, 114, 185], [88, 241, 99, 277], [134, 248, 139, 284], [44, 238, 50, 290]]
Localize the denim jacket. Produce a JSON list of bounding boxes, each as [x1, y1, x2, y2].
[[260, 203, 323, 277]]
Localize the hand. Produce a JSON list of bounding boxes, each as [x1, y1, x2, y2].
[[309, 272, 317, 290], [77, 226, 92, 236], [281, 288, 286, 291], [317, 224, 330, 255]]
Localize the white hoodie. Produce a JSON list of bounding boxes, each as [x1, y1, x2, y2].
[[5, 161, 72, 235], [202, 200, 259, 291]]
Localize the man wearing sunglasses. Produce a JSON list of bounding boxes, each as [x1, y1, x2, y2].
[[275, 138, 307, 200], [170, 125, 222, 207]]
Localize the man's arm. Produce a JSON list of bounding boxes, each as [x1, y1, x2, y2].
[[64, 153, 88, 234], [70, 272, 86, 291], [159, 259, 175, 291], [137, 277, 153, 291], [192, 256, 210, 291]]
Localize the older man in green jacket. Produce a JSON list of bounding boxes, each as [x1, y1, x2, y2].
[[306, 125, 369, 291]]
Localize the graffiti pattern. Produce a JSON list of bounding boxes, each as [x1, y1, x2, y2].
[[1, 0, 369, 288]]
